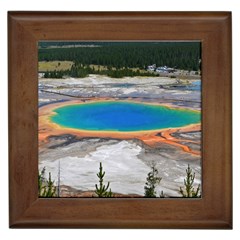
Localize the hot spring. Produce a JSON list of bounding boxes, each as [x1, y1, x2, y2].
[[50, 101, 200, 132]]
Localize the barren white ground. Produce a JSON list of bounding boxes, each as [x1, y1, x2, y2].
[[39, 139, 201, 196]]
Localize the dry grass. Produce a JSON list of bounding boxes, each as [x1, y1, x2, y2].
[[89, 64, 148, 73], [39, 62, 150, 75], [89, 64, 108, 70], [129, 67, 148, 73], [38, 61, 74, 72]]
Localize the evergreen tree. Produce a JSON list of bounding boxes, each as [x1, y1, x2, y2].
[[39, 42, 201, 72], [38, 167, 57, 197], [144, 166, 162, 198], [179, 164, 201, 198], [44, 71, 49, 78], [95, 162, 112, 198]]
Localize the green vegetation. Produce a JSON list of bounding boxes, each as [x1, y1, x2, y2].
[[179, 164, 201, 198], [95, 162, 113, 197], [37, 163, 200, 198], [144, 166, 162, 198], [39, 42, 200, 71], [38, 167, 57, 197], [38, 42, 201, 78], [42, 64, 157, 79]]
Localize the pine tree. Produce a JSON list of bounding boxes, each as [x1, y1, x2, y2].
[[179, 164, 201, 198], [144, 166, 162, 198], [95, 162, 112, 197], [38, 167, 57, 197]]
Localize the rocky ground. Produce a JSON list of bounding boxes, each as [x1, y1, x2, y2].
[[39, 74, 201, 109], [38, 74, 201, 197]]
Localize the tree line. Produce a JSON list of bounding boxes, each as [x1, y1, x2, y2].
[[43, 64, 157, 79], [39, 42, 201, 71]]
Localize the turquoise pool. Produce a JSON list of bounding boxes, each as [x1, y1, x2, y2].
[[51, 101, 201, 132]]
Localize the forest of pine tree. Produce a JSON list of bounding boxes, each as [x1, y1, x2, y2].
[[38, 42, 201, 78]]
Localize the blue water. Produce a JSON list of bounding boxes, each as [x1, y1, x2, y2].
[[51, 101, 201, 132], [187, 80, 201, 91], [175, 80, 201, 91]]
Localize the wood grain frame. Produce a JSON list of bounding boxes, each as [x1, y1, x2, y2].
[[8, 12, 232, 229]]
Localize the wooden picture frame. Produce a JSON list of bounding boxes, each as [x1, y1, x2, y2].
[[8, 12, 232, 229]]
